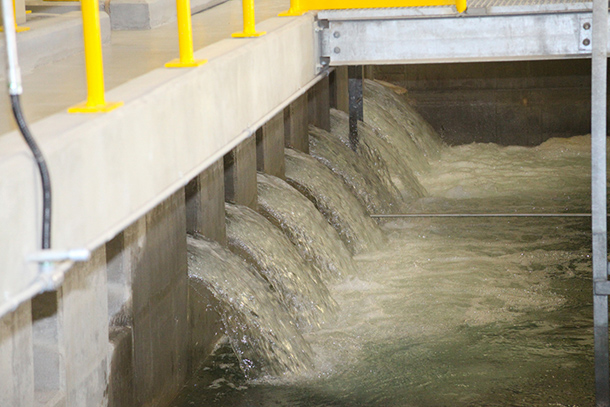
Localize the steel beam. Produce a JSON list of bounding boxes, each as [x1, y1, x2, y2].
[[320, 10, 608, 65]]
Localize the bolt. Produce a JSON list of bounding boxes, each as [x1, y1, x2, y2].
[[334, 47, 341, 54], [333, 31, 341, 38], [583, 38, 591, 46], [584, 22, 591, 30]]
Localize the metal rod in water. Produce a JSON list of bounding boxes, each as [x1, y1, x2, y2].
[[371, 213, 592, 218]]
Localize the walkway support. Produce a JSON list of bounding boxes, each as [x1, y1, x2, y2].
[[232, 0, 265, 38], [165, 0, 206, 68], [591, 0, 609, 404], [68, 0, 122, 113]]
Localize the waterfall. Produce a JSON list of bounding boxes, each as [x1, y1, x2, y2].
[[225, 203, 337, 329], [188, 235, 313, 377], [256, 173, 356, 281], [284, 147, 387, 254]]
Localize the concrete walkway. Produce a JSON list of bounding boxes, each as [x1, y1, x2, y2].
[[0, 0, 290, 135]]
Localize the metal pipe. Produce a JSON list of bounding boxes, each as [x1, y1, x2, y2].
[[2, 0, 22, 96], [165, 0, 207, 68], [591, 0, 609, 402], [232, 0, 266, 38], [371, 213, 592, 218]]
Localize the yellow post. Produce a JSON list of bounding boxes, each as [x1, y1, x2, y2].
[[232, 0, 265, 38], [68, 0, 122, 113], [165, 0, 206, 68], [279, 0, 305, 16], [0, 0, 30, 32], [455, 0, 466, 12]]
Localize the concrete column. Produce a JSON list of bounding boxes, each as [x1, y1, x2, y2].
[[186, 159, 227, 245], [129, 190, 188, 407], [0, 302, 34, 407], [284, 93, 309, 153], [330, 66, 349, 114], [308, 76, 331, 132], [60, 246, 109, 406], [224, 135, 257, 210], [256, 112, 286, 179]]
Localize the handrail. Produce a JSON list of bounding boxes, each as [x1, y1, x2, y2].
[[165, 0, 206, 68], [68, 0, 122, 113], [232, 0, 266, 38], [280, 0, 467, 15]]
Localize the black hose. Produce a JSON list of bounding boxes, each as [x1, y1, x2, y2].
[[10, 94, 52, 250]]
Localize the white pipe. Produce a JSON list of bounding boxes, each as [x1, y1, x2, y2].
[[1, 0, 23, 95]]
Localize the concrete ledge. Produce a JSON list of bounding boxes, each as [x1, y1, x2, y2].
[[0, 11, 111, 80], [0, 14, 317, 307], [109, 0, 227, 30]]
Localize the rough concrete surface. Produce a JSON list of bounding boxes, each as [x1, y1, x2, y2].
[[224, 135, 258, 210], [284, 93, 310, 153], [256, 112, 286, 179]]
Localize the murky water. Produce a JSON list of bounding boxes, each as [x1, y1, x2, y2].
[[171, 83, 595, 406]]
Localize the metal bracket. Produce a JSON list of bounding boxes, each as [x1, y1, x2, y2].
[[27, 249, 91, 291], [579, 16, 592, 52]]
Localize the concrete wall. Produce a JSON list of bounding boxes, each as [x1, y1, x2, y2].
[[372, 60, 593, 146]]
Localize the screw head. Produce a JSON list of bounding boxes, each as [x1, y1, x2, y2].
[[583, 38, 591, 46], [334, 47, 341, 54], [333, 31, 341, 38], [584, 22, 591, 30]]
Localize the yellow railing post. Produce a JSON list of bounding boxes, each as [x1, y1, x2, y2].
[[68, 0, 122, 113], [0, 0, 30, 32], [165, 0, 206, 68], [279, 0, 305, 16], [232, 0, 265, 38]]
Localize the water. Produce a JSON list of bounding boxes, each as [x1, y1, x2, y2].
[[225, 203, 336, 329], [256, 173, 356, 281], [172, 82, 595, 406], [330, 108, 427, 203], [187, 235, 313, 377], [308, 124, 405, 214], [284, 147, 387, 254]]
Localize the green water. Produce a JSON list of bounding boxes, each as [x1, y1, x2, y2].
[[172, 133, 595, 406]]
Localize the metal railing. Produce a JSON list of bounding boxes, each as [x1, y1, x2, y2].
[[280, 0, 467, 15]]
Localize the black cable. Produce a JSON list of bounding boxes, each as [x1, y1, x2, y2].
[[10, 94, 52, 250]]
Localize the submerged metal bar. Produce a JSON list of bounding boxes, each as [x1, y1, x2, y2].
[[591, 0, 609, 402], [348, 65, 363, 151], [371, 213, 592, 218]]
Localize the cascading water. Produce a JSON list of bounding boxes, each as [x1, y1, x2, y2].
[[188, 235, 313, 377], [284, 147, 387, 254], [256, 173, 356, 281], [329, 108, 427, 203], [308, 124, 405, 214], [225, 202, 336, 329], [174, 80, 594, 406]]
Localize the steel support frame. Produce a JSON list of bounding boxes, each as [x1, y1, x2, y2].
[[591, 0, 609, 404], [320, 11, 605, 65]]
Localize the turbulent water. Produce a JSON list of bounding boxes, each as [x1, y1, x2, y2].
[[187, 235, 313, 377], [330, 108, 427, 203], [256, 173, 356, 281], [225, 203, 336, 328], [174, 81, 595, 406], [308, 124, 404, 214], [284, 147, 386, 254]]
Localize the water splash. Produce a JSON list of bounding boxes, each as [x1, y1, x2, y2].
[[364, 79, 444, 173], [284, 147, 386, 254], [225, 203, 336, 329], [308, 124, 405, 214], [188, 235, 313, 378], [329, 108, 427, 203], [257, 172, 356, 281]]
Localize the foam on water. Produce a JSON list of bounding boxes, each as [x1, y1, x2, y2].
[[256, 173, 356, 281]]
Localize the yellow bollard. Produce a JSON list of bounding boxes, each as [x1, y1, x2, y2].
[[68, 0, 122, 113], [455, 0, 466, 12], [0, 0, 30, 32], [232, 0, 265, 38], [279, 0, 305, 16], [165, 0, 206, 68]]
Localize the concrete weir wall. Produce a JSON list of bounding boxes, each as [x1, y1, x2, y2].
[[0, 13, 324, 407]]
